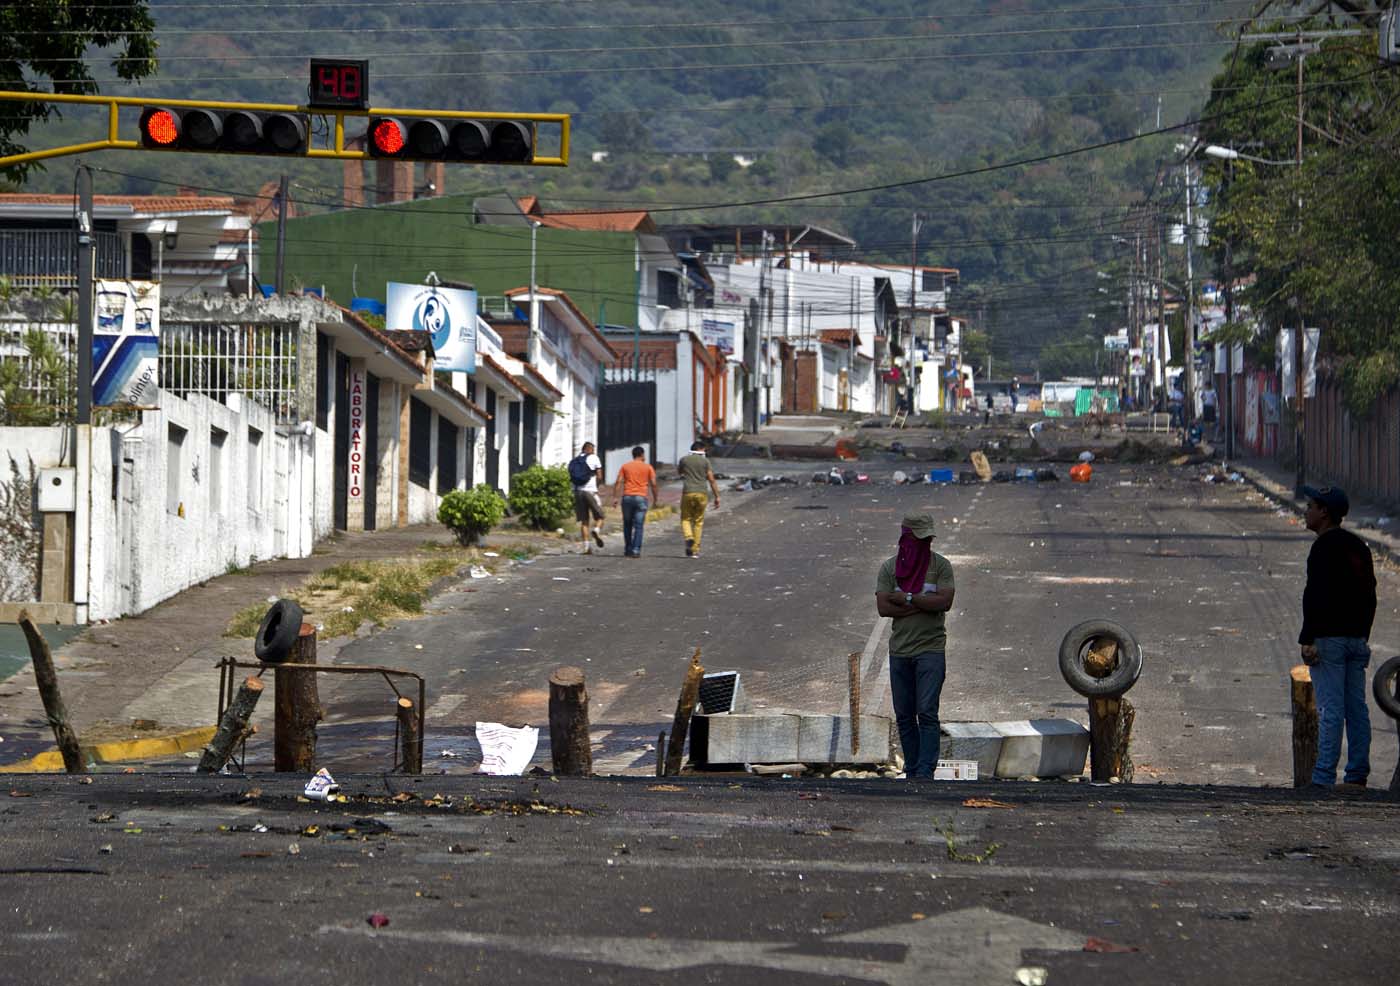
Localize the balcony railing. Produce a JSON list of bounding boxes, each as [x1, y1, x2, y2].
[[0, 229, 125, 288]]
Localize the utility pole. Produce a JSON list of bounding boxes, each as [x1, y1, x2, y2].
[[907, 212, 922, 413], [1182, 160, 1197, 430], [75, 166, 93, 425], [274, 173, 289, 295], [1293, 35, 1306, 497]]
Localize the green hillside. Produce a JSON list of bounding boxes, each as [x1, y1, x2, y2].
[[5, 0, 1255, 370]]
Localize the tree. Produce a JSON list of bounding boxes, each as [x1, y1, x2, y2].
[[813, 122, 854, 167], [0, 1, 158, 183]]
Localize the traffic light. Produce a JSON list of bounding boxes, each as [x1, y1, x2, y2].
[[366, 116, 534, 163], [138, 107, 309, 155]]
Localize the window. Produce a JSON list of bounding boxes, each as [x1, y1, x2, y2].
[[315, 331, 330, 430], [656, 269, 681, 308], [921, 270, 944, 292], [409, 398, 431, 488], [437, 418, 459, 494], [166, 423, 186, 516], [247, 426, 263, 512], [209, 427, 227, 513]]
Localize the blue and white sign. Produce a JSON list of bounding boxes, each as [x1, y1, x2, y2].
[[92, 280, 159, 408], [701, 318, 735, 355], [386, 282, 477, 372]]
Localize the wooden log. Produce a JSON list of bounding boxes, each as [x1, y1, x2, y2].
[[664, 648, 704, 776], [1291, 665, 1318, 788], [396, 697, 422, 775], [274, 623, 320, 772], [656, 731, 666, 777], [198, 676, 263, 773], [547, 666, 592, 777], [847, 651, 861, 755], [17, 611, 85, 774], [1087, 695, 1135, 783], [1391, 733, 1400, 794], [1084, 638, 1118, 679]]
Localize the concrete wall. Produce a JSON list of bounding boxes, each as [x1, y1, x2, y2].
[[0, 428, 69, 607]]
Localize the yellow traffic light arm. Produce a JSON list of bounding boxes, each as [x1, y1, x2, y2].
[[0, 89, 570, 167]]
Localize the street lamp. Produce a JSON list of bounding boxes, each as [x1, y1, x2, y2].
[[1203, 145, 1297, 166]]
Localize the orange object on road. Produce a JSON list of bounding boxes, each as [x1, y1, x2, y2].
[[1069, 463, 1093, 483]]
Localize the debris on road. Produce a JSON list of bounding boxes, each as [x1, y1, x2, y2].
[[303, 767, 340, 801], [366, 913, 390, 929], [476, 722, 539, 776]]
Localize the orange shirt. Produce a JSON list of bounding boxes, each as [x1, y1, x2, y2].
[[616, 459, 656, 497]]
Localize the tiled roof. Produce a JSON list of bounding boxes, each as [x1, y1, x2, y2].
[[819, 329, 861, 347], [515, 362, 564, 401], [0, 193, 238, 215], [533, 211, 654, 233], [503, 286, 618, 359]]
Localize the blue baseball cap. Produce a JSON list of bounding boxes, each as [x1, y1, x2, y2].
[[1302, 484, 1349, 519]]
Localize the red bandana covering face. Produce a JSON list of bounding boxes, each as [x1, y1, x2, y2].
[[894, 527, 932, 593]]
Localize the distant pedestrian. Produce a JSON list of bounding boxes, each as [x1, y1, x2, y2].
[[1299, 485, 1376, 789], [1200, 380, 1219, 439], [983, 391, 993, 425], [568, 441, 605, 554], [611, 446, 658, 559], [1167, 380, 1185, 428], [677, 440, 721, 557], [875, 514, 956, 779]]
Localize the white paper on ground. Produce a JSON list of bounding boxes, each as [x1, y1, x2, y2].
[[934, 759, 979, 781], [475, 721, 539, 775], [304, 767, 339, 800]]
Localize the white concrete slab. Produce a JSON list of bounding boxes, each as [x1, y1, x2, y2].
[[992, 719, 1090, 778]]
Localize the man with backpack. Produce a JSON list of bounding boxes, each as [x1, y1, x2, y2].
[[568, 442, 605, 554]]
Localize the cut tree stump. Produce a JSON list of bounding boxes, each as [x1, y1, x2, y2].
[[17, 611, 85, 774], [1084, 638, 1118, 679], [274, 623, 320, 772], [1291, 665, 1318, 788], [664, 648, 704, 776], [655, 731, 666, 777], [1087, 696, 1135, 783], [396, 697, 422, 774], [198, 676, 263, 773], [547, 666, 592, 777]]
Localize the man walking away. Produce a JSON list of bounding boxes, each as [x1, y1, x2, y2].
[[874, 514, 955, 779], [568, 441, 605, 554], [1200, 379, 1219, 440], [678, 440, 721, 557], [611, 446, 658, 558], [1299, 485, 1376, 789]]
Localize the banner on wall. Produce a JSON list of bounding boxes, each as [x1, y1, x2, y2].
[[701, 318, 735, 355], [92, 280, 160, 408], [386, 282, 476, 372]]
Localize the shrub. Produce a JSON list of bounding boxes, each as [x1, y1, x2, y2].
[[509, 464, 574, 529], [438, 484, 505, 545]]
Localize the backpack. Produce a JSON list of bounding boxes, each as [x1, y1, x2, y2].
[[568, 454, 594, 487]]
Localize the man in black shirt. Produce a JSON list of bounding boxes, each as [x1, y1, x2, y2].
[[1299, 485, 1376, 788]]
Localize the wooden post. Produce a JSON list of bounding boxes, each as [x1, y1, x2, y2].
[[547, 666, 592, 777], [664, 648, 704, 777], [17, 611, 85, 774], [274, 623, 320, 772], [656, 731, 666, 777], [1390, 734, 1400, 794], [396, 697, 421, 774], [847, 651, 861, 755], [1291, 665, 1318, 788], [198, 676, 263, 773], [1088, 696, 1135, 783]]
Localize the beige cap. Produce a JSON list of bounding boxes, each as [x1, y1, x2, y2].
[[901, 513, 937, 539]]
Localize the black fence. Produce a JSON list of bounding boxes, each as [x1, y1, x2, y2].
[[598, 379, 657, 458]]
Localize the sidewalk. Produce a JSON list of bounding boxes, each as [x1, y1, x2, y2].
[[1228, 455, 1400, 566]]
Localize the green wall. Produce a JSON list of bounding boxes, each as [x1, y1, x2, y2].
[[261, 194, 638, 327]]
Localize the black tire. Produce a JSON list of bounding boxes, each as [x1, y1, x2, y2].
[[1373, 656, 1400, 720], [254, 599, 304, 663], [1059, 619, 1143, 697]]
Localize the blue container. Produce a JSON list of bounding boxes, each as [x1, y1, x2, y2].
[[928, 468, 954, 484], [259, 284, 276, 298], [350, 297, 386, 316]]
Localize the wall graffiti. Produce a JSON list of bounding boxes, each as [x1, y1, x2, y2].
[[0, 454, 40, 602]]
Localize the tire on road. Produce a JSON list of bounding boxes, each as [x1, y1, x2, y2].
[[1373, 656, 1400, 720], [254, 599, 304, 664], [1059, 619, 1143, 697]]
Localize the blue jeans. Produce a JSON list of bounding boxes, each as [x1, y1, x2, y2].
[[1311, 637, 1372, 785], [620, 495, 648, 556], [889, 650, 946, 778]]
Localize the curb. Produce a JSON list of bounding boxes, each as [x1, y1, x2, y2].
[[1233, 465, 1400, 568], [0, 725, 216, 773]]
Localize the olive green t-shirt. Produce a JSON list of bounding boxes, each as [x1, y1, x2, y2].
[[679, 453, 712, 494], [876, 552, 955, 655]]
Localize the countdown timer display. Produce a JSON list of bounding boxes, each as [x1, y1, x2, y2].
[[309, 59, 368, 110]]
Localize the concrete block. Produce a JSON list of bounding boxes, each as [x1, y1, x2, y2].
[[689, 713, 893, 765], [939, 721, 1004, 779], [796, 714, 892, 764], [992, 719, 1090, 778]]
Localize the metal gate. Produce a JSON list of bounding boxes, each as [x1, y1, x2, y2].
[[598, 379, 657, 458]]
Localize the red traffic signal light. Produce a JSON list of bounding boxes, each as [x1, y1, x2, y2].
[[366, 116, 534, 163], [138, 106, 308, 156]]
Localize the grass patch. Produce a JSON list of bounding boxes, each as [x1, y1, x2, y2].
[[223, 542, 541, 640]]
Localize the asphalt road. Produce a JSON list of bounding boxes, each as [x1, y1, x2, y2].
[[312, 458, 1398, 786], [0, 773, 1395, 986]]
